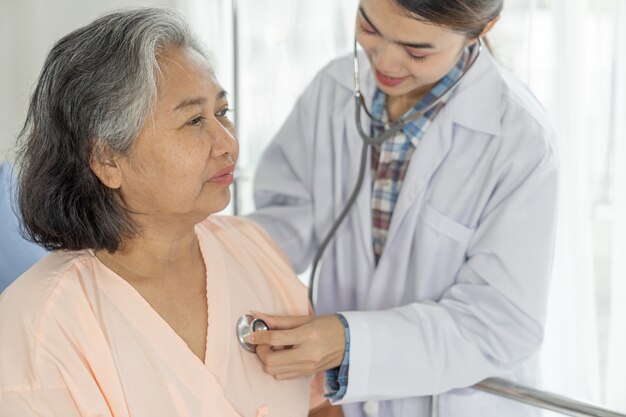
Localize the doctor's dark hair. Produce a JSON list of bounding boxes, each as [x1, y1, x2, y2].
[[16, 7, 209, 252], [392, 0, 503, 39]]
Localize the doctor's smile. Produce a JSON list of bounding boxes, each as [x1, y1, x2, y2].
[[374, 69, 409, 87]]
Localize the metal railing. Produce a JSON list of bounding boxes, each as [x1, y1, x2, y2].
[[472, 378, 626, 417]]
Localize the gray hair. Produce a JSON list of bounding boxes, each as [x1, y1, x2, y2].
[[16, 7, 210, 252]]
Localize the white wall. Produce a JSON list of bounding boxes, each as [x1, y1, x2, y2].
[[0, 0, 182, 161]]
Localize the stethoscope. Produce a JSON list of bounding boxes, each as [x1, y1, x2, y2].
[[236, 314, 269, 353], [236, 36, 482, 353]]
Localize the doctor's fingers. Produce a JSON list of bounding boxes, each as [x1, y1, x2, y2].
[[244, 327, 305, 347], [246, 314, 344, 350], [250, 311, 312, 330], [255, 345, 325, 379], [255, 320, 346, 378]]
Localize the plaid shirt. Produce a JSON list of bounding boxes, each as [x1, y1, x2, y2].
[[371, 49, 470, 262], [325, 48, 472, 401]]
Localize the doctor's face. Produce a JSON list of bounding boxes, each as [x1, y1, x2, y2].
[[356, 0, 473, 101], [114, 46, 238, 227]]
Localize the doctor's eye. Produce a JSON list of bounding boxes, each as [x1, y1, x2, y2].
[[187, 115, 206, 127], [407, 53, 427, 62], [358, 23, 378, 36]]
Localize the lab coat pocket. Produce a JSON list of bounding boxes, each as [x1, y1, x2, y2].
[[397, 201, 477, 299], [419, 202, 475, 247]]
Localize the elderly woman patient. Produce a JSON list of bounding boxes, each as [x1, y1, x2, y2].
[[0, 8, 328, 417]]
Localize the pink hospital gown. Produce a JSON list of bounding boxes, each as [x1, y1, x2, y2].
[[0, 216, 319, 417]]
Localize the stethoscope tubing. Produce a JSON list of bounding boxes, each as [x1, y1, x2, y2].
[[307, 139, 369, 309]]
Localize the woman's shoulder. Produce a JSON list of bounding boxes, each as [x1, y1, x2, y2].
[[198, 214, 266, 237], [198, 215, 289, 261], [0, 251, 92, 330], [320, 52, 354, 85], [495, 67, 558, 164], [0, 251, 94, 385], [498, 69, 553, 136], [297, 52, 355, 99], [452, 51, 556, 152], [197, 216, 307, 304]]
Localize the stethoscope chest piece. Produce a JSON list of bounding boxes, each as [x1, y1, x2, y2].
[[236, 314, 269, 353]]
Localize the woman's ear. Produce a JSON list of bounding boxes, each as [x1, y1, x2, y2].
[[467, 16, 500, 47], [90, 146, 123, 189], [480, 15, 500, 37]]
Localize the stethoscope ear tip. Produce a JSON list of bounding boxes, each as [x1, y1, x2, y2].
[[236, 314, 269, 353]]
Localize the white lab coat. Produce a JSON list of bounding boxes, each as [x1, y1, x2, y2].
[[248, 48, 558, 417]]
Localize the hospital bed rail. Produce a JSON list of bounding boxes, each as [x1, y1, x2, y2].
[[429, 378, 625, 417], [469, 377, 626, 417]]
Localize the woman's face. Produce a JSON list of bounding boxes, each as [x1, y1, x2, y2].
[[116, 46, 238, 226], [357, 0, 472, 100]]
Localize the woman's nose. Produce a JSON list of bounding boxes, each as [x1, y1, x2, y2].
[[373, 40, 403, 74], [211, 121, 238, 158]]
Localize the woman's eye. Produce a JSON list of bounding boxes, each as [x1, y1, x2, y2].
[[187, 115, 205, 127], [358, 24, 378, 35], [406, 50, 428, 62], [408, 54, 427, 62], [216, 108, 231, 118]]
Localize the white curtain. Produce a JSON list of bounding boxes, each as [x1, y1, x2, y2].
[[493, 0, 626, 411], [544, 0, 601, 400], [606, 0, 626, 410], [228, 0, 358, 214], [183, 0, 626, 411], [174, 0, 234, 93]]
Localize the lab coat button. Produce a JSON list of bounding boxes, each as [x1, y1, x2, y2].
[[363, 401, 379, 416]]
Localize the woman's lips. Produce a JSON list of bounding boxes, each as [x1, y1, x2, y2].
[[375, 69, 408, 87], [208, 165, 235, 185]]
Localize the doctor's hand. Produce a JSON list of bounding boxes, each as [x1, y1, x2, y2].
[[244, 312, 346, 380]]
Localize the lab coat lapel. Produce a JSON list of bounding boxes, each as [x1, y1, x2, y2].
[[384, 116, 454, 247]]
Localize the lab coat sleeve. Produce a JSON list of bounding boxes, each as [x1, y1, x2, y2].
[[248, 74, 326, 274], [340, 123, 559, 401]]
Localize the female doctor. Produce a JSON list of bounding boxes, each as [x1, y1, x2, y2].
[[246, 0, 558, 416]]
